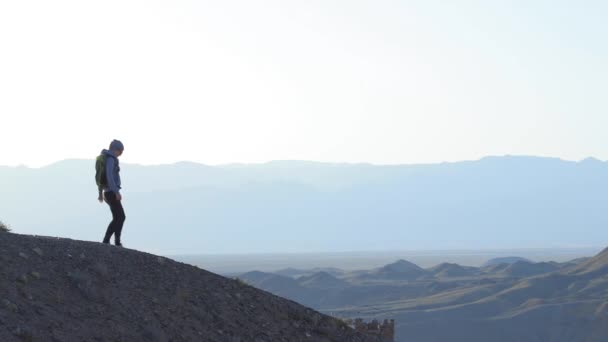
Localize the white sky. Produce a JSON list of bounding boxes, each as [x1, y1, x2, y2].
[[1, 0, 607, 167]]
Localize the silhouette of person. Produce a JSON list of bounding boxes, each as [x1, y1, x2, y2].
[[98, 139, 126, 247]]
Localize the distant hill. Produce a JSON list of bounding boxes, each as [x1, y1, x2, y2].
[[275, 268, 309, 278], [369, 260, 429, 280], [428, 262, 479, 278], [275, 267, 345, 278], [559, 257, 591, 268], [239, 271, 308, 298], [380, 260, 425, 274], [568, 247, 608, 276], [2, 156, 608, 254], [497, 260, 561, 278], [238, 271, 323, 307], [298, 272, 349, 289], [482, 256, 531, 267], [0, 232, 379, 342]]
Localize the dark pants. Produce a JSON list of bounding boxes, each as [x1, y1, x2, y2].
[[103, 192, 126, 244]]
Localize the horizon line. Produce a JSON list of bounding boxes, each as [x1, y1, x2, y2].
[[1, 154, 605, 169]]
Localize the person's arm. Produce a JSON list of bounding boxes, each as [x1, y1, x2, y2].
[[105, 156, 120, 194]]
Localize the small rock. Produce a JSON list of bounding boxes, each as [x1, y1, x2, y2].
[[18, 252, 29, 260], [17, 274, 29, 284], [2, 299, 18, 312], [31, 271, 41, 280], [32, 247, 43, 256], [80, 253, 86, 259], [13, 326, 34, 340], [157, 257, 165, 264]]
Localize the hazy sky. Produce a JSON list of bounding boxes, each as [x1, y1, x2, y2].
[[1, 1, 607, 167]]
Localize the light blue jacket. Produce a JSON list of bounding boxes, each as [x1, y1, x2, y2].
[[101, 149, 121, 194]]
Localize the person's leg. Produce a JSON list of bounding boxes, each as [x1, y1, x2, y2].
[[102, 192, 115, 243], [103, 192, 126, 245], [112, 199, 126, 245]]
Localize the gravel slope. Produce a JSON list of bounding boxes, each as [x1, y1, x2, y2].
[[0, 232, 380, 342]]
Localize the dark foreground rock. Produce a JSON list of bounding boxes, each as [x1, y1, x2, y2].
[[0, 232, 380, 342]]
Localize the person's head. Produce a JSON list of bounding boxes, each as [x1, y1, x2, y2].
[[109, 139, 124, 157]]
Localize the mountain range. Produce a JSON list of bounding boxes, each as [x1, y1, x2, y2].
[[1, 156, 607, 254], [239, 250, 608, 341]]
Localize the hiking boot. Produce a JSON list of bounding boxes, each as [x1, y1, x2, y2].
[[115, 242, 123, 247]]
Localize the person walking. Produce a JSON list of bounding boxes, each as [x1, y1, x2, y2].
[[96, 139, 126, 247]]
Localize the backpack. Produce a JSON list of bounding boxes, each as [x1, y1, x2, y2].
[[95, 154, 107, 190]]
